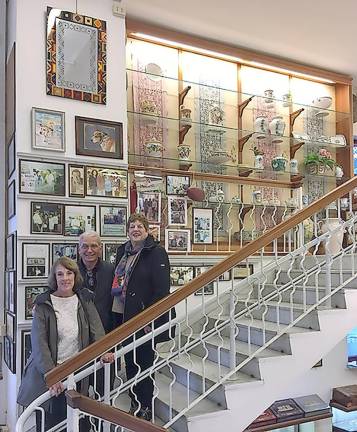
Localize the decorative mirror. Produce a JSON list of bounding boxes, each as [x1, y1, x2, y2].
[[145, 63, 163, 81], [46, 7, 107, 104]]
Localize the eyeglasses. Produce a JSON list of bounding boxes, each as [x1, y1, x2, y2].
[[79, 243, 100, 250]]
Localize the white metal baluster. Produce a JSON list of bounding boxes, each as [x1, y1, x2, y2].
[[337, 198, 344, 285], [227, 201, 233, 252], [272, 238, 282, 327], [229, 276, 237, 371], [102, 362, 111, 432], [67, 374, 80, 432], [238, 203, 244, 248], [215, 200, 222, 252], [214, 276, 225, 380], [183, 297, 194, 416], [348, 191, 355, 276], [324, 206, 332, 308]]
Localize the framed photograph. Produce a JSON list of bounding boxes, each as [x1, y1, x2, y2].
[[7, 180, 16, 219], [31, 107, 65, 151], [7, 133, 16, 179], [24, 286, 47, 320], [86, 166, 128, 198], [194, 266, 214, 295], [21, 330, 32, 375], [103, 243, 122, 265], [149, 224, 160, 242], [137, 191, 161, 224], [52, 243, 78, 264], [20, 159, 65, 196], [22, 243, 50, 279], [219, 270, 231, 281], [136, 174, 163, 193], [64, 205, 96, 236], [170, 266, 194, 286], [6, 232, 16, 271], [192, 208, 213, 244], [76, 117, 123, 159], [100, 206, 127, 237], [233, 263, 254, 279], [166, 175, 190, 195], [6, 311, 16, 342], [68, 164, 85, 197], [31, 202, 64, 235], [5, 271, 16, 313], [168, 196, 187, 226], [165, 229, 191, 253], [46, 8, 107, 104], [4, 336, 15, 374]]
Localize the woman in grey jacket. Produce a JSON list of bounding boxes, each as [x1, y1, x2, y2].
[[17, 257, 113, 431]]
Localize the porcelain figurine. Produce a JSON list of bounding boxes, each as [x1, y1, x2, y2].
[[254, 154, 264, 170], [335, 165, 344, 179], [290, 159, 299, 174], [180, 105, 192, 124], [252, 190, 262, 205]]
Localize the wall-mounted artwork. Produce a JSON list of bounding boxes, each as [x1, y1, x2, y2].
[[46, 8, 107, 104], [86, 166, 127, 198], [22, 243, 50, 279], [20, 159, 65, 196], [32, 108, 65, 151]]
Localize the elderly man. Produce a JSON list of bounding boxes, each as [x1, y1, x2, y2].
[[78, 231, 114, 334]]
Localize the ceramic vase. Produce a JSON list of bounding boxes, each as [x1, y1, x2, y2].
[[321, 218, 343, 254], [145, 140, 163, 158], [290, 159, 298, 174], [269, 116, 286, 136], [254, 155, 264, 169], [264, 89, 274, 103], [180, 106, 192, 124], [177, 144, 191, 161], [254, 116, 269, 137], [335, 166, 344, 179], [271, 156, 288, 172], [252, 190, 262, 205], [282, 93, 292, 107]]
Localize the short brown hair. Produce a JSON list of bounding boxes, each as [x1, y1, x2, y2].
[[48, 257, 83, 292], [127, 213, 149, 231]]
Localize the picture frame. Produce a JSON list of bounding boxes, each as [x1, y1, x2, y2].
[[21, 330, 32, 375], [7, 180, 16, 219], [99, 206, 127, 237], [219, 270, 232, 281], [46, 8, 107, 104], [76, 117, 123, 159], [170, 266, 194, 286], [68, 164, 85, 197], [194, 266, 214, 295], [165, 229, 191, 253], [137, 191, 161, 224], [192, 208, 214, 244], [4, 335, 15, 374], [6, 232, 16, 271], [31, 202, 64, 235], [22, 243, 50, 279], [103, 243, 122, 265], [7, 133, 16, 179], [5, 271, 16, 314], [136, 174, 163, 193], [24, 285, 47, 320], [166, 175, 190, 195], [52, 243, 78, 264], [149, 224, 160, 242], [20, 159, 65, 196], [6, 311, 16, 342], [31, 107, 65, 151], [232, 263, 254, 279], [86, 166, 128, 198], [64, 205, 96, 236], [168, 196, 187, 226], [5, 44, 15, 145]]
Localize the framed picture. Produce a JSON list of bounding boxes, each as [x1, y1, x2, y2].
[[170, 266, 194, 286], [20, 159, 65, 196], [46, 8, 107, 104], [165, 229, 191, 253], [31, 202, 64, 235], [192, 208, 213, 244], [68, 164, 85, 197], [219, 270, 231, 281], [5, 271, 16, 313], [4, 336, 15, 374], [22, 243, 50, 279], [6, 311, 16, 342], [6, 232, 16, 270], [168, 196, 187, 226], [103, 243, 122, 265], [21, 330, 32, 375], [7, 180, 16, 219], [52, 243, 78, 264], [233, 263, 254, 279], [5, 44, 15, 145], [166, 175, 190, 195], [64, 205, 96, 236], [136, 174, 163, 193], [31, 107, 65, 151], [7, 133, 16, 179], [137, 191, 161, 224], [86, 166, 128, 198], [24, 285, 47, 320], [149, 224, 160, 242], [76, 117, 123, 159], [194, 266, 214, 295], [100, 206, 127, 237]]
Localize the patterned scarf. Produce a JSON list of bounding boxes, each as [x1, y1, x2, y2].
[[111, 241, 144, 303]]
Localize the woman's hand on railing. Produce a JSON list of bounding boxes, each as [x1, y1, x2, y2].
[[100, 352, 115, 363], [49, 381, 65, 397]]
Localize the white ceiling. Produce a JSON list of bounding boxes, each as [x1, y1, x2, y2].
[[125, 0, 357, 89]]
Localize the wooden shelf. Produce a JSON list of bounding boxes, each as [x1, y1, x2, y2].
[[330, 401, 357, 412]]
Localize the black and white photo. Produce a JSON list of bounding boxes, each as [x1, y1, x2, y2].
[[168, 196, 187, 226], [170, 266, 194, 286], [137, 191, 161, 224], [20, 159, 65, 196], [194, 266, 214, 295], [69, 164, 85, 197], [165, 229, 191, 253], [24, 286, 47, 320], [166, 175, 190, 195], [31, 202, 63, 235], [192, 208, 213, 244], [64, 205, 96, 236], [22, 243, 50, 279], [100, 206, 127, 237], [52, 243, 78, 263]]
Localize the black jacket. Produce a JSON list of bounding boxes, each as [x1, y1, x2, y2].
[[79, 258, 114, 333], [115, 235, 175, 341]]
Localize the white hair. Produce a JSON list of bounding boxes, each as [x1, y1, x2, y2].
[[79, 231, 101, 246]]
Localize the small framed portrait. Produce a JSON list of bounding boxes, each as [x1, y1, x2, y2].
[[100, 206, 127, 237], [68, 164, 85, 198], [20, 159, 65, 196], [31, 107, 65, 151], [137, 191, 161, 224], [21, 330, 32, 375], [86, 166, 128, 198], [22, 243, 50, 279], [103, 243, 123, 265], [64, 205, 96, 236], [165, 229, 191, 253], [5, 271, 16, 313], [194, 266, 214, 295], [31, 202, 64, 235], [168, 196, 187, 226], [7, 133, 16, 179], [4, 335, 16, 374], [166, 175, 190, 195], [170, 266, 194, 286], [233, 263, 254, 279], [6, 232, 16, 271], [24, 285, 47, 320], [149, 224, 160, 242], [52, 243, 78, 264], [6, 311, 16, 342], [192, 208, 213, 244], [219, 270, 231, 281], [7, 180, 16, 219], [75, 116, 123, 159]]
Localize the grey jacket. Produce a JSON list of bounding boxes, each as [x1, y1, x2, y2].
[[17, 288, 105, 408]]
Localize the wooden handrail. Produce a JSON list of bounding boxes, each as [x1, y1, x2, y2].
[[46, 176, 357, 387], [65, 390, 165, 432]]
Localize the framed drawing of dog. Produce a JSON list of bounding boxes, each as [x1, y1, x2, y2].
[[75, 116, 123, 159]]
